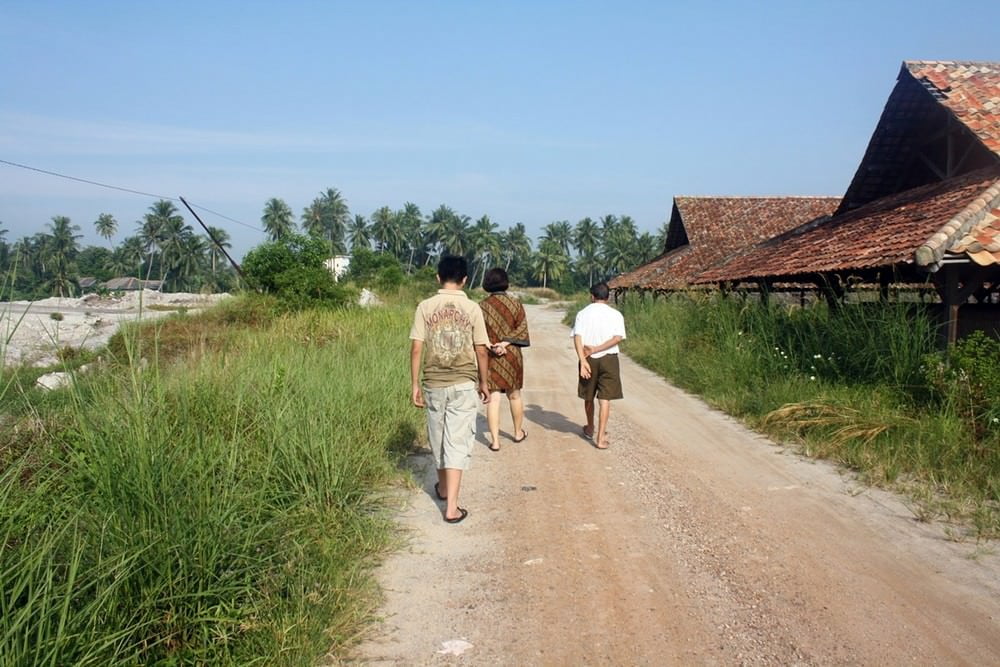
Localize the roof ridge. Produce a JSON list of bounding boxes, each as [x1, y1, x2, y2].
[[915, 178, 1000, 267], [904, 60, 1000, 67], [675, 195, 840, 200]]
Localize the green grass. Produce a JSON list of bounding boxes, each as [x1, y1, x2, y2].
[[1, 295, 424, 664], [615, 291, 1000, 538]]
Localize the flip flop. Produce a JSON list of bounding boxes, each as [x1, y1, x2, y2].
[[444, 508, 468, 524], [434, 482, 447, 501], [512, 430, 528, 443]]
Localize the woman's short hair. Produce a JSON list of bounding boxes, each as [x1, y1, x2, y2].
[[482, 268, 509, 293]]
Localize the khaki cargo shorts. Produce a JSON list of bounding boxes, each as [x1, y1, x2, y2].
[[578, 353, 623, 401], [423, 381, 478, 470]]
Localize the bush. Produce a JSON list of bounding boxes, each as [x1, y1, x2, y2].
[[273, 265, 355, 311], [241, 234, 329, 293], [347, 248, 405, 290], [925, 330, 1000, 438], [241, 235, 350, 310]]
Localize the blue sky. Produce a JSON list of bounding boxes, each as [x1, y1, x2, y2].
[[1, 1, 997, 259]]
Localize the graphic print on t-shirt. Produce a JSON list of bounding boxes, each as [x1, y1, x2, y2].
[[426, 303, 473, 366]]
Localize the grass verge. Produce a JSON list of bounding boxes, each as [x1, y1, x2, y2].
[[1, 295, 423, 664]]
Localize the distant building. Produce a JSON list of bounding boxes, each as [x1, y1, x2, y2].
[[102, 277, 164, 291], [324, 255, 351, 281]]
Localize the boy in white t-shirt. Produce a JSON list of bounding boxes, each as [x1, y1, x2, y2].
[[570, 282, 626, 449]]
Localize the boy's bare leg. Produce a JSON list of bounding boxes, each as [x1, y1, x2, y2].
[[486, 392, 502, 449], [595, 398, 611, 449], [508, 389, 526, 439], [583, 399, 595, 437], [438, 468, 464, 518]]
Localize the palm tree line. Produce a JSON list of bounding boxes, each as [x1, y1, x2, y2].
[[263, 188, 669, 290], [0, 184, 668, 298], [0, 200, 235, 299]]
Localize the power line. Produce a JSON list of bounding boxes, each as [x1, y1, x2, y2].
[[0, 157, 263, 232]]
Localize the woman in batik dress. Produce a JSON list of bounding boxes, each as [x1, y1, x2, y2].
[[479, 268, 530, 451]]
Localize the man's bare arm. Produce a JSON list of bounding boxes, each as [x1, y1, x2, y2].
[[583, 335, 623, 357], [574, 335, 592, 379], [475, 343, 491, 403], [410, 340, 424, 407]]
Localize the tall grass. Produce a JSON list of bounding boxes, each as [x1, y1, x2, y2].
[[1, 297, 422, 664], [617, 291, 1000, 537]]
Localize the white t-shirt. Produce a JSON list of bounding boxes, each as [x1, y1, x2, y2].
[[570, 302, 626, 358]]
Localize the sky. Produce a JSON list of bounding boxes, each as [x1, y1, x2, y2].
[[1, 0, 998, 260]]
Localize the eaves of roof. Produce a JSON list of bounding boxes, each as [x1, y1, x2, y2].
[[695, 165, 1000, 283]]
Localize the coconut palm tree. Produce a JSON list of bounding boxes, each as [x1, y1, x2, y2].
[[533, 238, 567, 289], [501, 223, 532, 272], [469, 215, 500, 287], [370, 206, 398, 254], [397, 202, 424, 269], [205, 226, 231, 274], [573, 217, 601, 285], [303, 188, 349, 255], [423, 205, 457, 264], [543, 220, 573, 258], [261, 198, 295, 241], [140, 200, 183, 279], [348, 214, 371, 252], [94, 213, 117, 247], [45, 216, 82, 296]]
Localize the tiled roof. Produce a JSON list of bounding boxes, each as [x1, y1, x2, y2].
[[838, 61, 1000, 214], [696, 166, 1000, 284], [916, 178, 1000, 268], [907, 61, 1000, 155], [610, 197, 838, 290]]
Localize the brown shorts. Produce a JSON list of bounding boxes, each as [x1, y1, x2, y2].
[[578, 353, 623, 401]]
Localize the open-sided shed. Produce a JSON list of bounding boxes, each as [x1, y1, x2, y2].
[[609, 196, 839, 293], [694, 61, 1000, 343]]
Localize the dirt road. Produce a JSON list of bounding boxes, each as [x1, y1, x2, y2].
[[350, 304, 1000, 665]]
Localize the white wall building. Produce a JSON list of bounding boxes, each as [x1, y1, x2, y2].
[[324, 255, 351, 281]]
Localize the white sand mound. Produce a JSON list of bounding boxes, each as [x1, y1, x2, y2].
[[1, 291, 232, 368]]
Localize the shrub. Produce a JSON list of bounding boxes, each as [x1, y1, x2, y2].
[[49, 312, 64, 321], [241, 235, 350, 310], [925, 330, 1000, 439], [241, 234, 329, 293]]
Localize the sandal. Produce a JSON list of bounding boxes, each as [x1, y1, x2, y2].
[[433, 481, 447, 501], [512, 430, 528, 443], [444, 508, 468, 524]]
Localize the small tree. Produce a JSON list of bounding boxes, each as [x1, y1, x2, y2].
[[242, 234, 352, 310]]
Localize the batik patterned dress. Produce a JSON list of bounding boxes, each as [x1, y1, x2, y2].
[[479, 292, 530, 393]]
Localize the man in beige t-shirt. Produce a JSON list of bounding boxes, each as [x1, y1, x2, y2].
[[410, 255, 490, 524]]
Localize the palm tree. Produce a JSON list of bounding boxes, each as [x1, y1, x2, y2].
[[205, 226, 231, 273], [502, 223, 533, 272], [110, 236, 144, 277], [533, 238, 568, 289], [45, 216, 82, 296], [573, 217, 601, 285], [469, 214, 499, 287], [398, 202, 424, 269], [635, 231, 658, 265], [543, 220, 573, 258], [348, 214, 371, 252], [159, 216, 196, 287], [140, 200, 183, 279], [654, 220, 670, 253], [441, 214, 471, 257], [303, 188, 349, 255], [370, 206, 398, 254], [261, 197, 295, 241], [423, 205, 457, 264], [94, 213, 117, 247]]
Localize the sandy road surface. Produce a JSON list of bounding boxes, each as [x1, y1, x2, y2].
[[349, 304, 1000, 665]]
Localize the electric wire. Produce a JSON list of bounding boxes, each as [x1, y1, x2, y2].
[[0, 157, 263, 232]]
